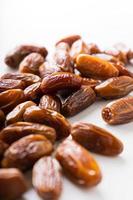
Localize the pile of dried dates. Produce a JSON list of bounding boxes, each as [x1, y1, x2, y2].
[[0, 34, 133, 200]]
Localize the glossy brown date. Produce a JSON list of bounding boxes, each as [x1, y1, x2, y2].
[[62, 86, 96, 117], [95, 76, 133, 99], [5, 45, 48, 68], [0, 110, 5, 129], [55, 139, 102, 186], [71, 122, 123, 156], [102, 96, 133, 124], [19, 52, 45, 74], [1, 72, 41, 87], [6, 101, 36, 125], [0, 140, 8, 159], [32, 156, 62, 200], [114, 62, 133, 77], [24, 82, 42, 102], [56, 34, 81, 47], [39, 95, 61, 113], [0, 122, 56, 144], [76, 54, 119, 79], [87, 43, 101, 54], [2, 134, 53, 171], [41, 72, 82, 94], [0, 79, 25, 92], [81, 77, 101, 88], [0, 168, 27, 200], [23, 106, 71, 139], [0, 89, 25, 114]]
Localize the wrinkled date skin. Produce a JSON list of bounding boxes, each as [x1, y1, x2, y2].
[[54, 42, 74, 73], [55, 139, 102, 186], [32, 157, 62, 200], [81, 77, 101, 89], [62, 86, 96, 117], [102, 96, 133, 125], [0, 140, 8, 159], [19, 52, 45, 75], [0, 79, 25, 92], [71, 122, 123, 156], [0, 122, 56, 144], [56, 35, 81, 47], [6, 101, 36, 125], [95, 76, 133, 99], [1, 72, 41, 87], [0, 110, 5, 129], [0, 168, 27, 200], [41, 72, 82, 94], [0, 89, 25, 114], [5, 45, 48, 68], [23, 106, 71, 140], [24, 82, 42, 102], [76, 54, 119, 80], [114, 62, 133, 78], [2, 134, 53, 171], [39, 95, 61, 113], [70, 39, 89, 61]]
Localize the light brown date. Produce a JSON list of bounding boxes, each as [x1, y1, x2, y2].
[[102, 96, 133, 124], [0, 168, 27, 200], [6, 101, 36, 125], [41, 72, 82, 94], [95, 76, 133, 99], [56, 34, 81, 47], [71, 122, 123, 156], [81, 77, 101, 88], [55, 139, 102, 186], [0, 140, 8, 159], [114, 62, 133, 78], [19, 52, 45, 74], [87, 43, 101, 54], [1, 72, 41, 87], [76, 54, 119, 79], [23, 106, 71, 139], [24, 82, 42, 102], [62, 86, 96, 117], [2, 134, 53, 171], [0, 89, 25, 114], [0, 122, 56, 144], [0, 79, 25, 92], [32, 156, 62, 200], [39, 95, 61, 113], [5, 45, 48, 68], [0, 110, 5, 129]]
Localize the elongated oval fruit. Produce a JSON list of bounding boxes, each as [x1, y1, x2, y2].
[[23, 106, 71, 140], [114, 62, 133, 77], [32, 157, 62, 200], [2, 134, 53, 171], [0, 79, 25, 92], [62, 86, 96, 117], [76, 54, 119, 79], [71, 122, 123, 156], [95, 76, 133, 99], [39, 95, 61, 113], [39, 62, 61, 78], [5, 45, 48, 68], [0, 110, 5, 129], [55, 139, 102, 186], [56, 35, 81, 47], [6, 101, 36, 125], [102, 96, 133, 124], [0, 122, 56, 144], [0, 89, 25, 114], [24, 82, 42, 101], [0, 168, 27, 200], [41, 72, 82, 94], [81, 77, 101, 88]]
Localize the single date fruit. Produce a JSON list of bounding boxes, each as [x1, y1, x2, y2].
[[56, 35, 81, 47], [0, 79, 25, 92]]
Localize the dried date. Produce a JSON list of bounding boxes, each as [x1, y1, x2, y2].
[[24, 82, 42, 102], [0, 140, 8, 159], [56, 35, 81, 47], [0, 110, 5, 128], [0, 79, 25, 92]]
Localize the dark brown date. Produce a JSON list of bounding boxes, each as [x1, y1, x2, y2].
[[2, 134, 53, 171], [102, 96, 133, 124], [32, 156, 62, 200], [39, 95, 61, 112], [0, 89, 25, 114], [19, 53, 45, 74], [0, 168, 27, 200], [55, 139, 102, 186], [56, 35, 81, 47], [0, 140, 8, 159], [0, 110, 5, 129], [23, 106, 71, 139], [41, 72, 82, 94], [0, 79, 25, 92], [71, 122, 123, 156], [1, 72, 41, 87], [76, 54, 119, 79], [114, 62, 133, 77], [0, 122, 56, 144], [62, 86, 96, 117], [6, 101, 36, 125], [24, 82, 42, 102], [95, 76, 133, 99], [5, 45, 48, 68], [87, 43, 101, 54]]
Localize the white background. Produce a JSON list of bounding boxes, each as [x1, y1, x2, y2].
[[0, 0, 133, 200]]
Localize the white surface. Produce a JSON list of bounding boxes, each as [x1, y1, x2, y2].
[[0, 0, 133, 200]]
